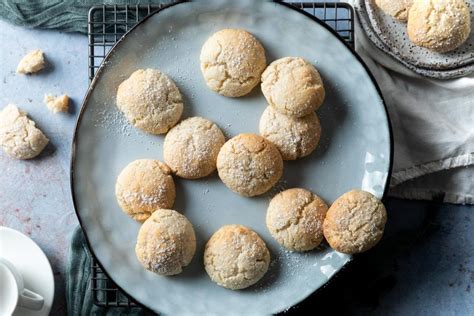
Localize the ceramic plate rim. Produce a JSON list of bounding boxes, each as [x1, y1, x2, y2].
[[70, 0, 394, 312]]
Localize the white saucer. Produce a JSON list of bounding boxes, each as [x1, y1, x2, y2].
[[0, 227, 54, 316]]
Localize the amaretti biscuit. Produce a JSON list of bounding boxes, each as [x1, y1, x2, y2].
[[116, 69, 183, 134], [204, 225, 270, 290], [115, 159, 175, 222], [200, 29, 266, 97]]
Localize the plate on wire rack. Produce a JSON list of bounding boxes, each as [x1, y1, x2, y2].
[[71, 0, 392, 314]]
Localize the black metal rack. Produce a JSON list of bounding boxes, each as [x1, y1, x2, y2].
[[88, 1, 354, 309]]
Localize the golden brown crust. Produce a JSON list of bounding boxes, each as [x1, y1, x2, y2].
[[266, 188, 328, 251], [116, 69, 183, 134], [163, 117, 225, 179], [135, 209, 196, 276], [407, 0, 471, 52], [204, 225, 270, 290], [200, 29, 267, 97], [323, 190, 387, 254], [216, 133, 283, 197], [261, 57, 325, 117], [259, 106, 321, 160], [115, 159, 175, 222]]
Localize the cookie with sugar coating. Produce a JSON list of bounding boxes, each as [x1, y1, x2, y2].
[[200, 29, 266, 97], [204, 225, 270, 290], [374, 0, 413, 22], [407, 0, 471, 52], [136, 209, 196, 276], [0, 104, 49, 159], [323, 190, 387, 254], [164, 117, 225, 179], [259, 106, 321, 160], [216, 133, 283, 197], [261, 57, 325, 117], [266, 188, 328, 251], [116, 69, 183, 134], [115, 159, 175, 222]]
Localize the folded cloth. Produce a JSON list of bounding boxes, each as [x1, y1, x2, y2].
[[0, 0, 170, 33], [66, 226, 152, 315], [349, 0, 474, 204]]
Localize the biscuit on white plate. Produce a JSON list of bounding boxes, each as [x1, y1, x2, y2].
[[164, 117, 225, 179], [261, 57, 325, 117], [204, 225, 270, 290], [216, 133, 283, 197], [374, 0, 413, 22], [136, 209, 196, 276], [0, 104, 49, 159], [407, 0, 471, 52], [323, 190, 387, 254], [259, 106, 321, 160], [115, 159, 175, 222], [200, 29, 266, 97], [16, 49, 45, 74], [116, 69, 183, 134], [266, 188, 328, 251]]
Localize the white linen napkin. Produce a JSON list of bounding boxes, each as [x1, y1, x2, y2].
[[347, 0, 474, 204]]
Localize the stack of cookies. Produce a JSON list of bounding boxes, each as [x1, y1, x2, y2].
[[113, 28, 388, 290]]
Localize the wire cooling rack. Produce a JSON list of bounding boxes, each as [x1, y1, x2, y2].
[[88, 1, 354, 309]]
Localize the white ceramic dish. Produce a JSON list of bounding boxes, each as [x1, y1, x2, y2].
[[0, 227, 54, 316], [71, 1, 392, 314]]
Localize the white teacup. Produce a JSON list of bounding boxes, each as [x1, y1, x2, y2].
[[0, 258, 44, 315]]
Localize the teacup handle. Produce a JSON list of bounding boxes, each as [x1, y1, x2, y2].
[[18, 288, 44, 310]]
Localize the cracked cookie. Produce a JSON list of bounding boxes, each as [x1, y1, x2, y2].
[[266, 188, 328, 252], [116, 69, 183, 134], [200, 29, 266, 97], [0, 104, 49, 159], [164, 116, 225, 179], [261, 57, 325, 117], [374, 0, 413, 22], [115, 159, 175, 222], [407, 0, 470, 52], [204, 225, 270, 290], [323, 190, 387, 254], [216, 133, 283, 197], [136, 209, 196, 276], [259, 106, 321, 160]]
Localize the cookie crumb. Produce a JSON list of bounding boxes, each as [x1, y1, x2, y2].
[[17, 50, 45, 74], [44, 94, 69, 113]]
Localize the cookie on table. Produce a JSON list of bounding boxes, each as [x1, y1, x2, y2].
[[115, 159, 175, 222], [136, 209, 196, 276], [0, 104, 49, 160], [266, 188, 328, 252], [200, 29, 266, 97], [261, 57, 325, 117], [407, 0, 471, 53], [163, 117, 225, 179], [204, 225, 270, 290], [323, 190, 387, 254], [259, 106, 321, 160], [116, 69, 183, 134], [374, 0, 413, 22], [16, 49, 45, 74], [216, 133, 283, 197]]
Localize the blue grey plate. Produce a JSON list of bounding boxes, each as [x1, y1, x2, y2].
[[71, 1, 392, 314]]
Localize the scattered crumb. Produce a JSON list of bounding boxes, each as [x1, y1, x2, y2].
[[44, 94, 69, 113], [16, 50, 45, 74]]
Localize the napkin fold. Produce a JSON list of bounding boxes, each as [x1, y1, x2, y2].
[[350, 0, 474, 204], [66, 227, 151, 315]]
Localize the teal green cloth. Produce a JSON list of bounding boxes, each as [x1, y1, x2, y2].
[[66, 227, 155, 315], [0, 1, 170, 33]]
